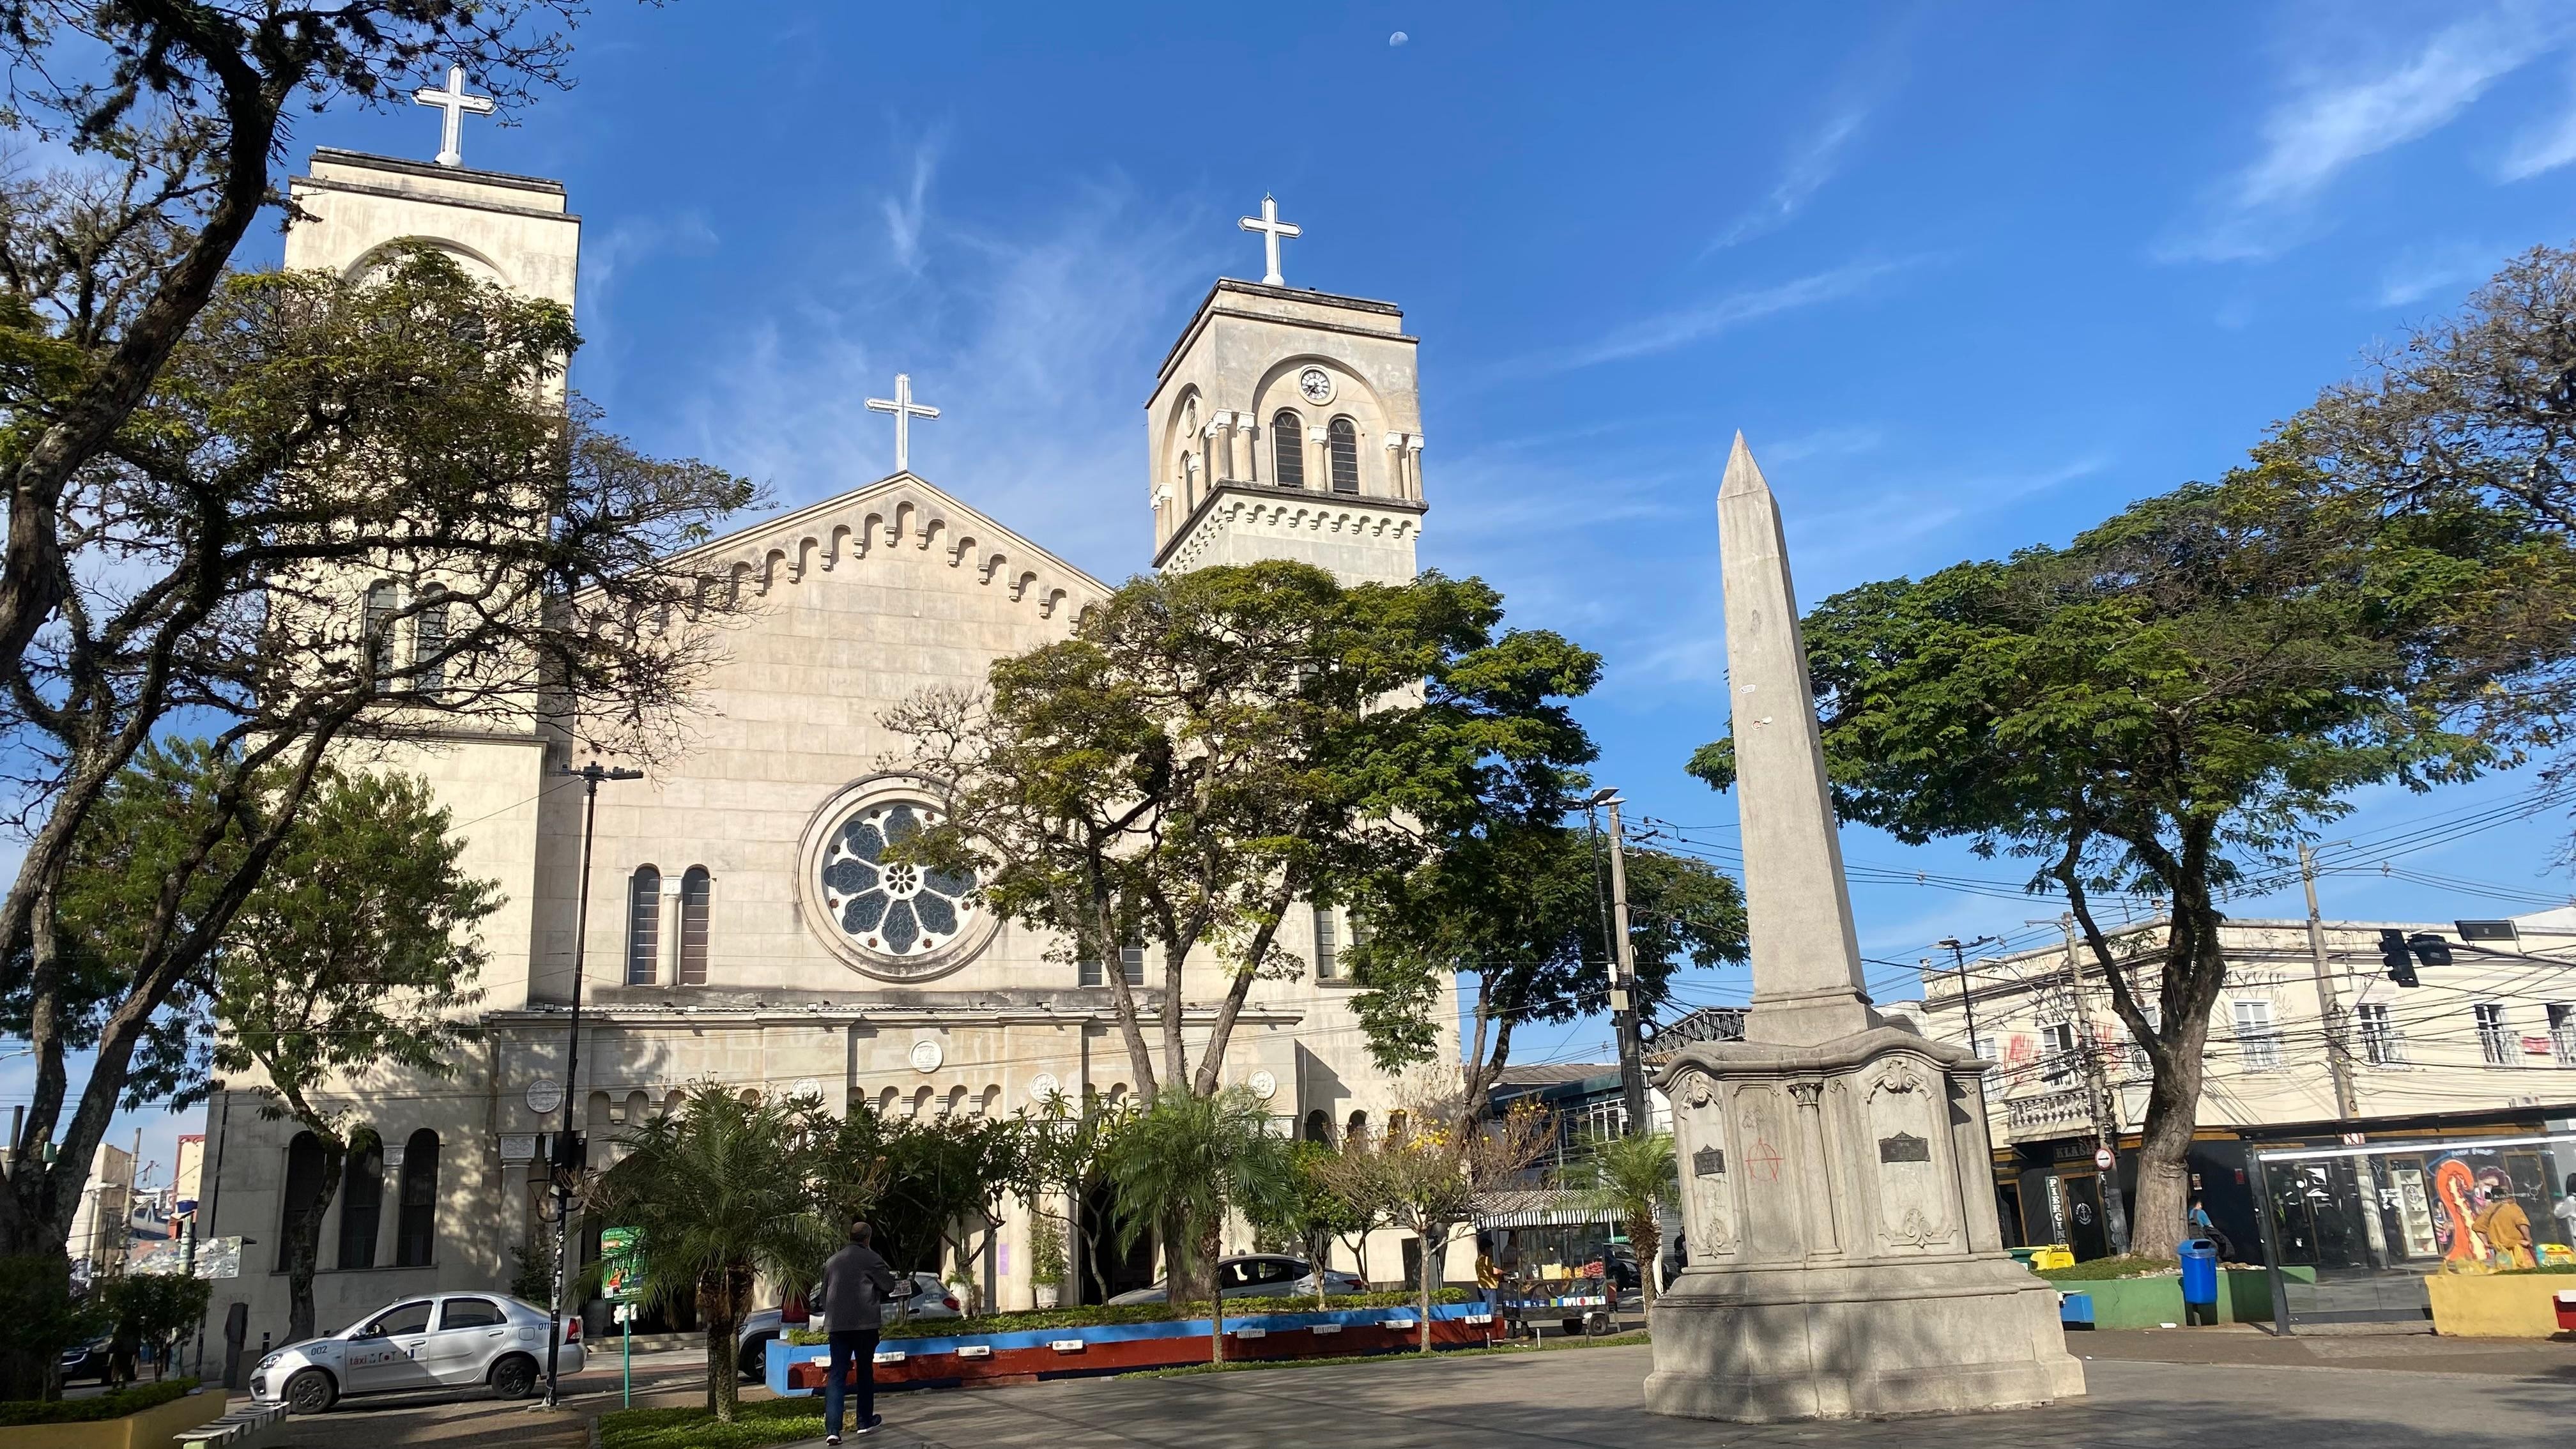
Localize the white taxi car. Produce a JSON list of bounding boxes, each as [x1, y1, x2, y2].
[[252, 1293, 583, 1413]]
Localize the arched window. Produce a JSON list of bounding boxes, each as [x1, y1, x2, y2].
[[1271, 411, 1306, 489], [625, 866, 661, 985], [279, 1132, 328, 1271], [1305, 1109, 1331, 1144], [678, 867, 711, 986], [336, 1131, 385, 1270], [1346, 1109, 1369, 1146], [394, 1129, 440, 1268], [1328, 417, 1360, 493], [363, 582, 399, 681], [411, 591, 448, 696]]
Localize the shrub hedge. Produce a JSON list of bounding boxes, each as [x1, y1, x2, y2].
[[0, 1377, 198, 1426]]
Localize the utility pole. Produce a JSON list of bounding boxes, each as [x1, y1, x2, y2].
[[1935, 936, 1998, 1056], [2035, 914, 2129, 1255], [1588, 788, 1650, 1137], [2299, 843, 2360, 1120], [546, 761, 641, 1409]]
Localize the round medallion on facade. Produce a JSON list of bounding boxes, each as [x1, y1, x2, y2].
[[909, 1039, 945, 1074], [1297, 365, 1335, 404], [1246, 1069, 1278, 1101], [1028, 1071, 1061, 1103], [796, 775, 1000, 983]]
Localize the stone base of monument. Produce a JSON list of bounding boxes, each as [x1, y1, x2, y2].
[[1646, 1027, 2087, 1423], [1643, 1257, 2083, 1421]]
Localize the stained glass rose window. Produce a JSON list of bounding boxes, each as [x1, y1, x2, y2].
[[816, 801, 979, 960]]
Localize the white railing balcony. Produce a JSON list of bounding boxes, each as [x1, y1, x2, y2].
[[2003, 1088, 2092, 1141]]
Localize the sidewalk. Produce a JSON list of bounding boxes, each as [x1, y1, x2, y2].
[[2073, 1324, 2576, 1380]]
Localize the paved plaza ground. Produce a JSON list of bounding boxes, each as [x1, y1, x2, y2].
[[264, 1328, 2573, 1448]]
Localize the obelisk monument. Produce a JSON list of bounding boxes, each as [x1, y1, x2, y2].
[[1643, 436, 2084, 1422]]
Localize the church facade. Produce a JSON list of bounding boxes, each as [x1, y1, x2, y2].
[[197, 148, 1458, 1340]]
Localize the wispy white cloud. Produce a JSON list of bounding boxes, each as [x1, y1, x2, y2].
[[1709, 107, 1870, 252], [573, 212, 722, 402], [2372, 238, 2499, 307], [1496, 255, 1931, 379], [882, 139, 939, 273], [2160, 6, 2573, 263], [673, 174, 1220, 579], [1756, 425, 1883, 466], [2498, 58, 2576, 179]]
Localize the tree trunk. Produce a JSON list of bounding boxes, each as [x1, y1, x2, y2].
[[2128, 1016, 2212, 1261], [1202, 1218, 1225, 1365], [1630, 1213, 1659, 1312], [1416, 1225, 1442, 1353], [0, 1249, 72, 1400], [282, 1140, 348, 1344], [702, 1271, 743, 1422]]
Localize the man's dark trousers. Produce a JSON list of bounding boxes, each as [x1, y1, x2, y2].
[[824, 1330, 878, 1436]]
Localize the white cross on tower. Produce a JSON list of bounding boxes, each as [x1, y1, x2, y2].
[[1238, 194, 1302, 287], [864, 373, 941, 475], [413, 65, 495, 169]]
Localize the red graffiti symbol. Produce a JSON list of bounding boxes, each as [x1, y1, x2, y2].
[[1747, 1139, 1785, 1182]]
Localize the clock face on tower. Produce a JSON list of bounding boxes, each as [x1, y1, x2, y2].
[[1297, 365, 1335, 404]]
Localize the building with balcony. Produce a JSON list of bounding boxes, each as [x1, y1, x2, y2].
[[1914, 908, 2576, 1264]]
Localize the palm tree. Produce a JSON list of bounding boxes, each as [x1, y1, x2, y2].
[[1567, 1130, 1676, 1310], [1102, 1086, 1294, 1363], [596, 1083, 833, 1422]]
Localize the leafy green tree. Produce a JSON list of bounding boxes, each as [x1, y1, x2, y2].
[[1347, 824, 1745, 1112], [1256, 1141, 1373, 1308], [1315, 1101, 1552, 1352], [0, 233, 753, 1386], [1021, 1091, 1134, 1305], [1101, 1087, 1295, 1360], [206, 765, 498, 1343], [99, 1272, 210, 1382], [1563, 1131, 1676, 1310], [1687, 459, 2527, 1256], [886, 561, 1600, 1124], [595, 1085, 833, 1424]]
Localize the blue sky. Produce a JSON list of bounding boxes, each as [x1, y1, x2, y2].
[[39, 1, 2576, 1169]]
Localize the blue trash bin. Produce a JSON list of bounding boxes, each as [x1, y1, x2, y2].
[[2180, 1238, 2219, 1324]]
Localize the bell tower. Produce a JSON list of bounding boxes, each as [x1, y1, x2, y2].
[[1149, 204, 1427, 585]]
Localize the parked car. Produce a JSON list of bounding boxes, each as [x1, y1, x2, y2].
[[733, 1273, 949, 1379], [250, 1294, 581, 1414], [1106, 1254, 1367, 1306], [57, 1337, 111, 1386]]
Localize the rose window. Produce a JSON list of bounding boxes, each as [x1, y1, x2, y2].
[[816, 801, 979, 960]]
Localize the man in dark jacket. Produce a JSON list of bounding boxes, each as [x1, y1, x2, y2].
[[821, 1219, 900, 1442]]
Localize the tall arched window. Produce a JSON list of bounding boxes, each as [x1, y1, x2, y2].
[[411, 590, 448, 695], [278, 1132, 328, 1271], [1305, 1109, 1331, 1144], [336, 1131, 384, 1270], [1271, 411, 1306, 489], [678, 866, 711, 985], [625, 866, 661, 985], [1328, 417, 1360, 493], [363, 582, 399, 681], [394, 1129, 440, 1268]]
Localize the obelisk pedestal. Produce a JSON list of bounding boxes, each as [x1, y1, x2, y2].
[[1643, 436, 2084, 1423]]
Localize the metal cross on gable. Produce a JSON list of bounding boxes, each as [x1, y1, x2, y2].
[[1238, 194, 1301, 286], [865, 372, 941, 475], [413, 64, 496, 169]]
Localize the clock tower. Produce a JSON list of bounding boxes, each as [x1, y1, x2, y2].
[[1148, 270, 1427, 586]]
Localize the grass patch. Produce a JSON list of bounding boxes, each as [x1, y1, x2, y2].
[[2037, 1255, 2179, 1282], [599, 1397, 825, 1449], [786, 1289, 1473, 1345], [2501, 1262, 2576, 1275], [0, 1377, 199, 1426], [1125, 1330, 1653, 1380]]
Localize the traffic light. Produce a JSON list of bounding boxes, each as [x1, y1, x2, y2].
[[2379, 929, 2418, 988], [2407, 933, 2453, 968]]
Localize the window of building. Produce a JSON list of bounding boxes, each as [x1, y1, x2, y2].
[[1968, 1032, 1999, 1076], [1328, 417, 1360, 493], [1119, 945, 1145, 985], [1305, 1108, 1331, 1144], [278, 1132, 329, 1271], [394, 1129, 440, 1268], [2123, 1006, 2160, 1078], [335, 1133, 384, 1271], [625, 866, 661, 986], [363, 582, 399, 681], [678, 866, 711, 986], [2232, 1000, 2280, 1070], [411, 592, 447, 695], [2551, 1003, 2576, 1066], [1346, 1109, 1368, 1145], [1314, 905, 1338, 980], [2356, 1002, 2402, 1066], [2041, 1020, 2077, 1085], [1271, 411, 1305, 489], [2475, 1002, 2511, 1065]]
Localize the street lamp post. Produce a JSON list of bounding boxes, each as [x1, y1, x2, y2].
[[544, 762, 641, 1409]]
